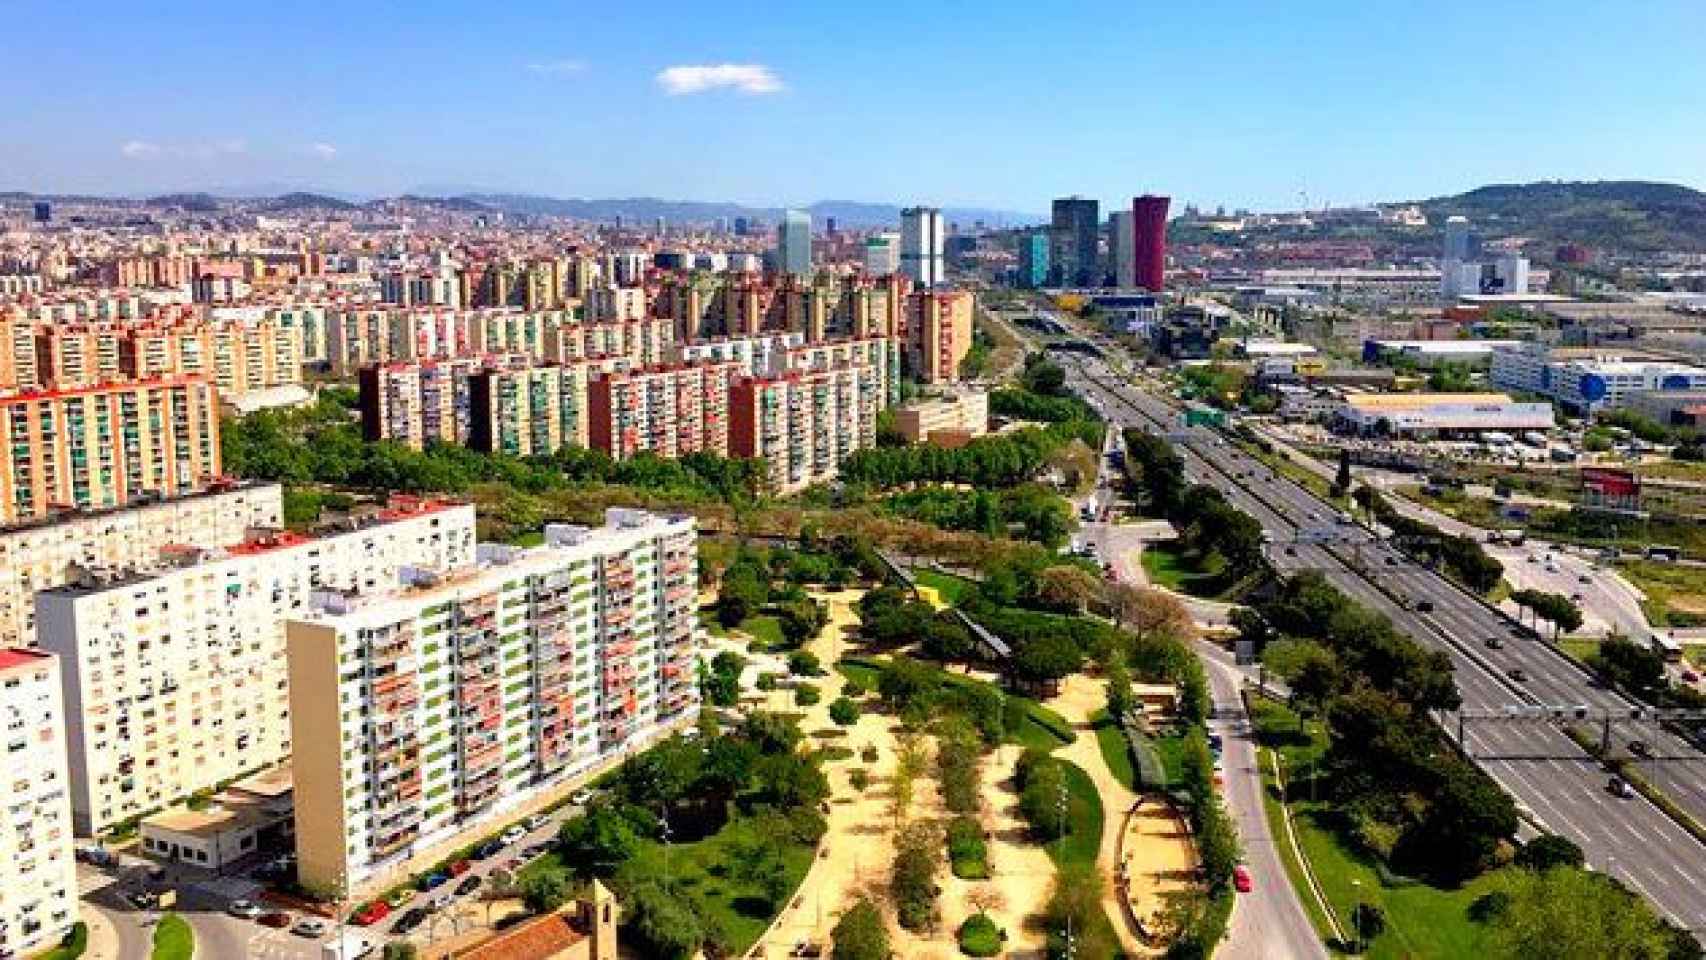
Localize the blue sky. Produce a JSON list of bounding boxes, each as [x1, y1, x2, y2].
[[7, 0, 1704, 213]]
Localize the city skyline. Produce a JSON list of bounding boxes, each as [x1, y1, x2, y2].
[[6, 0, 1705, 212]]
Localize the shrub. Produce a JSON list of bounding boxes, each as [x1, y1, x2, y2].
[[861, 745, 879, 763], [946, 815, 989, 879], [829, 696, 861, 726], [756, 672, 779, 692], [849, 769, 870, 792], [891, 821, 942, 932], [789, 649, 824, 677], [795, 683, 822, 707], [957, 912, 1004, 957], [833, 898, 890, 960]]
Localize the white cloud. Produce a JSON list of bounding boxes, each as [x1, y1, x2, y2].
[[120, 140, 161, 158], [307, 142, 338, 159], [527, 59, 586, 76], [120, 138, 246, 160], [656, 63, 783, 96]]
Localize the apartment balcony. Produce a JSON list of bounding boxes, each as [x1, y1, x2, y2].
[[372, 823, 421, 859]]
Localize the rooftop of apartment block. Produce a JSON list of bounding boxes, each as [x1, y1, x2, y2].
[[0, 647, 52, 672], [0, 479, 276, 538]]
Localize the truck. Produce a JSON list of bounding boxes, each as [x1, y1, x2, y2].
[[323, 932, 376, 960]]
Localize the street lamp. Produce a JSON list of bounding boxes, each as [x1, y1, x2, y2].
[[1350, 879, 1363, 952]]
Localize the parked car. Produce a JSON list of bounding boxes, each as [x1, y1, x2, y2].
[[523, 813, 549, 831], [394, 908, 428, 934], [1233, 864, 1254, 893], [427, 893, 453, 913], [500, 825, 527, 846], [418, 871, 451, 892], [258, 911, 292, 929], [447, 859, 471, 877], [291, 918, 328, 938], [228, 900, 264, 920], [472, 840, 504, 861], [350, 901, 390, 926], [455, 875, 483, 897], [127, 891, 160, 911], [385, 888, 415, 908]]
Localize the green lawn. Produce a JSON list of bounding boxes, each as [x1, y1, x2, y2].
[[739, 614, 786, 650], [1618, 559, 1706, 629], [1090, 709, 1138, 791], [698, 608, 729, 638], [520, 814, 815, 956], [151, 914, 193, 960], [36, 923, 88, 960], [915, 569, 975, 606], [835, 656, 1075, 751], [1558, 637, 1600, 665], [1140, 541, 1229, 597], [1043, 758, 1104, 869], [1150, 729, 1193, 789], [1249, 695, 1510, 959]]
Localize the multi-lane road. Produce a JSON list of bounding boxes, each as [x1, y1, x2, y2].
[[1060, 349, 1706, 933]]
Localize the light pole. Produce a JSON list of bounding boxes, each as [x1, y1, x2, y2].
[[1350, 878, 1363, 953]]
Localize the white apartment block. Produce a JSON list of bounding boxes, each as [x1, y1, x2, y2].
[[286, 508, 700, 894], [0, 481, 284, 649], [36, 499, 477, 835], [0, 649, 78, 958]]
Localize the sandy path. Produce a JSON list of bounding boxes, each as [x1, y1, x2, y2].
[[1045, 673, 1149, 957]]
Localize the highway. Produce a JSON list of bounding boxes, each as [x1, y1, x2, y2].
[[1059, 349, 1706, 933]]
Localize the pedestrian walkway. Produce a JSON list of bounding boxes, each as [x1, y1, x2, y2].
[[80, 905, 124, 960], [1119, 797, 1196, 941]]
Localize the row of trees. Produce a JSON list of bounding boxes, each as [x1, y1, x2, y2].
[[840, 422, 1104, 490], [884, 483, 1076, 548], [1355, 487, 1504, 594], [1509, 588, 1585, 639], [1252, 573, 1516, 884]]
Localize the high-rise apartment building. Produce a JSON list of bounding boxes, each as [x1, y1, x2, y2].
[[1051, 196, 1100, 287], [468, 362, 602, 457], [286, 508, 700, 894], [900, 207, 946, 287], [1018, 232, 1049, 289], [778, 209, 812, 277], [729, 362, 885, 494], [36, 499, 477, 834], [907, 290, 974, 384], [587, 362, 740, 461], [359, 356, 531, 450], [1132, 195, 1170, 293], [0, 649, 77, 958], [0, 376, 223, 525], [0, 481, 282, 649], [864, 234, 900, 276]]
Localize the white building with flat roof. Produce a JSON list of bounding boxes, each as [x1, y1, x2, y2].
[[0, 649, 77, 957], [1335, 392, 1555, 436]]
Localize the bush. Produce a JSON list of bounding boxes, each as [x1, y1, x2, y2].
[[756, 672, 779, 692], [1515, 835, 1585, 872], [829, 696, 861, 726], [849, 769, 870, 792], [936, 724, 982, 814], [957, 912, 1004, 957], [891, 821, 942, 931], [946, 815, 989, 879], [789, 649, 824, 677], [795, 683, 822, 707], [833, 898, 890, 960], [861, 744, 879, 763]]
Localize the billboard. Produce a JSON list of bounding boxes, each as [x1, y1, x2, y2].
[[1581, 466, 1640, 511]]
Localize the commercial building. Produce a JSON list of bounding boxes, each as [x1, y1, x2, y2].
[[900, 207, 946, 288], [778, 209, 812, 277], [0, 480, 283, 649], [1132, 195, 1170, 292], [1361, 338, 1523, 369], [36, 498, 477, 834], [286, 508, 700, 894], [1334, 392, 1555, 437], [587, 362, 740, 461], [0, 649, 78, 958], [1491, 343, 1706, 414], [730, 361, 885, 493], [0, 375, 224, 525], [864, 234, 899, 276], [1051, 197, 1100, 287], [1441, 215, 1479, 298], [896, 390, 988, 445], [1017, 232, 1049, 289], [1109, 211, 1136, 289]]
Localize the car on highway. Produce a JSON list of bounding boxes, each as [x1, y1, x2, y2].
[[1609, 776, 1634, 799], [394, 907, 428, 934], [292, 918, 328, 938], [1629, 740, 1650, 757], [1233, 864, 1254, 893], [258, 911, 292, 929], [1507, 667, 1529, 682], [228, 899, 264, 920], [1485, 637, 1505, 650], [1416, 600, 1435, 613], [456, 875, 483, 897]]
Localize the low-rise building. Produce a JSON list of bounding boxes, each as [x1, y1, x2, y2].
[[36, 498, 476, 835], [1334, 392, 1555, 437], [286, 508, 699, 894], [896, 390, 988, 445], [0, 649, 78, 957]]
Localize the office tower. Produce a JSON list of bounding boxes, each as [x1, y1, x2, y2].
[[1051, 196, 1100, 287], [0, 650, 77, 957], [778, 209, 812, 277], [1133, 194, 1170, 292], [587, 362, 740, 461], [1443, 216, 1471, 261], [1440, 216, 1481, 298], [826, 216, 838, 236], [1110, 210, 1136, 288], [1018, 232, 1049, 289], [0, 481, 283, 648], [36, 498, 477, 834], [0, 376, 223, 525], [32, 202, 51, 223], [287, 508, 701, 894], [900, 207, 946, 287], [1494, 255, 1530, 295], [733, 216, 750, 237], [864, 234, 900, 275]]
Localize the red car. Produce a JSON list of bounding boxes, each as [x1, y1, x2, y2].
[[448, 859, 471, 877], [1233, 865, 1254, 893], [350, 901, 390, 926]]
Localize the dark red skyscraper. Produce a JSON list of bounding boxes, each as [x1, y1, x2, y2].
[[1132, 194, 1170, 292]]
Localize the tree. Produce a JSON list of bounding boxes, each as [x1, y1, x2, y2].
[[787, 649, 823, 677], [742, 710, 804, 755], [1105, 656, 1134, 721], [518, 869, 572, 913], [1019, 759, 1070, 840], [625, 880, 706, 960], [1492, 867, 1673, 960], [1036, 565, 1104, 614], [1335, 448, 1354, 493], [1515, 835, 1585, 872], [832, 898, 890, 960], [704, 650, 744, 707], [557, 805, 639, 877], [1591, 637, 1668, 701], [890, 821, 942, 931], [1351, 902, 1387, 950], [1012, 633, 1084, 685], [382, 944, 419, 960]]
